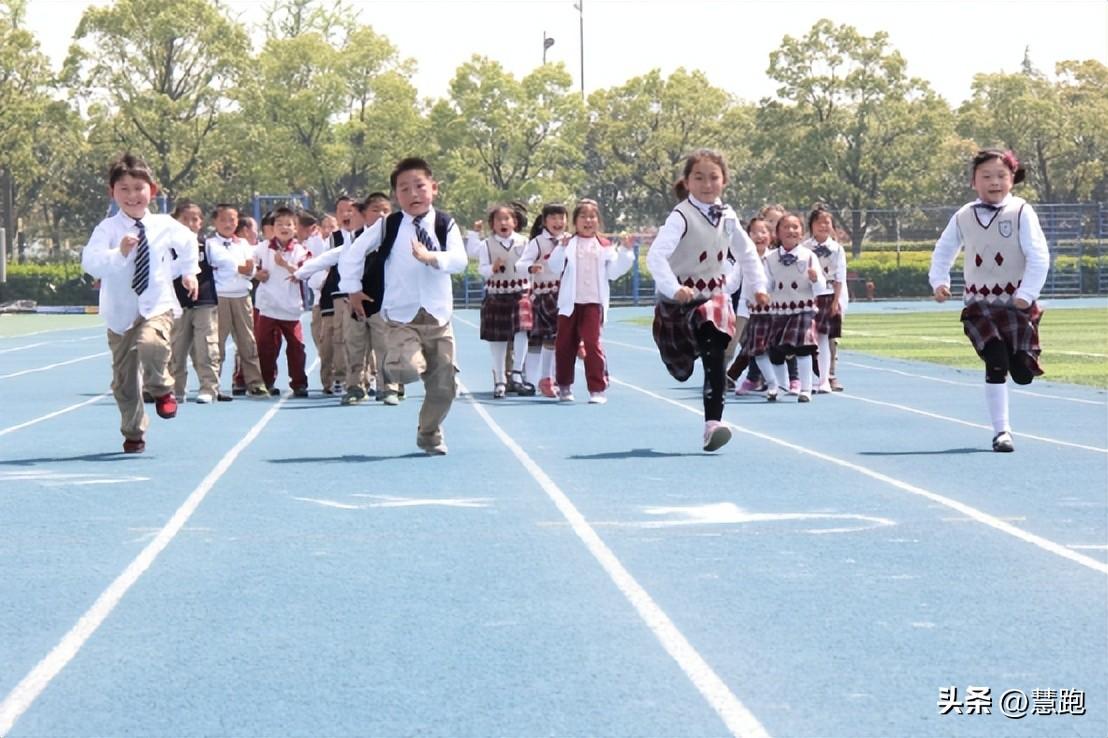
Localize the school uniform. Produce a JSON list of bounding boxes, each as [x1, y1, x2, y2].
[[766, 244, 824, 350], [81, 210, 198, 442], [211, 235, 266, 393], [339, 208, 467, 452], [802, 236, 847, 339], [301, 233, 338, 390], [253, 237, 310, 391], [736, 254, 773, 360], [930, 195, 1049, 376], [169, 235, 237, 400], [478, 233, 533, 341], [517, 231, 562, 344], [547, 234, 634, 393]]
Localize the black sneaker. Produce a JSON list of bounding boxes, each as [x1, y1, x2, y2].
[[231, 386, 247, 397], [268, 387, 280, 397], [992, 431, 1014, 452], [216, 393, 233, 402], [508, 370, 536, 396], [292, 387, 309, 398]]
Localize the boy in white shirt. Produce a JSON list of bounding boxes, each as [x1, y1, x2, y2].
[[81, 153, 199, 453], [340, 158, 468, 454]]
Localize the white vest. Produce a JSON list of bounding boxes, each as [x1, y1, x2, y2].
[[957, 199, 1027, 305], [666, 200, 730, 300], [527, 233, 562, 294], [484, 235, 529, 295], [765, 245, 818, 315]]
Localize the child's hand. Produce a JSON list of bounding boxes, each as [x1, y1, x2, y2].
[[493, 258, 506, 273], [238, 258, 254, 276], [181, 274, 199, 301], [1014, 297, 1030, 309], [348, 290, 371, 320], [273, 251, 287, 268], [255, 268, 270, 283], [286, 274, 300, 284], [807, 265, 819, 282], [933, 285, 951, 302], [119, 234, 138, 257], [472, 220, 484, 234], [529, 264, 542, 274], [828, 299, 841, 316], [411, 237, 436, 266], [674, 286, 696, 304], [753, 291, 770, 307]]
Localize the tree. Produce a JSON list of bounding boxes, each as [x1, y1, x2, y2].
[[758, 19, 955, 254], [429, 57, 585, 222], [62, 0, 250, 201], [585, 69, 753, 229]]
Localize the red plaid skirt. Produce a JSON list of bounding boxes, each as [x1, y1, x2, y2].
[[528, 291, 559, 342], [813, 294, 842, 338], [480, 292, 533, 341], [737, 314, 773, 358], [770, 310, 818, 350], [653, 293, 735, 382], [961, 300, 1044, 376]]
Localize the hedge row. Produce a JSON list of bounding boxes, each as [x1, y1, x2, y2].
[[0, 263, 98, 305]]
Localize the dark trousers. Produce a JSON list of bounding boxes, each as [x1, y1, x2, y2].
[[255, 313, 307, 390], [555, 303, 607, 392]]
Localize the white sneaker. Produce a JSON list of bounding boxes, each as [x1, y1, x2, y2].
[[332, 381, 344, 395], [195, 392, 214, 404], [702, 421, 732, 452], [557, 386, 575, 402], [588, 392, 607, 405]]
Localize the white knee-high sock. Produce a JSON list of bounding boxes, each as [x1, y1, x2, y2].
[[512, 332, 528, 372], [541, 346, 555, 380], [985, 382, 1010, 433], [817, 334, 831, 388], [524, 347, 542, 385], [797, 355, 814, 393], [771, 359, 789, 390], [755, 354, 779, 390], [489, 342, 508, 383]]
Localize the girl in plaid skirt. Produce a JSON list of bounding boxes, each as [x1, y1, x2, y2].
[[518, 203, 570, 398], [930, 149, 1049, 452], [476, 203, 534, 398], [647, 149, 769, 451], [732, 217, 775, 397], [801, 206, 847, 394], [765, 213, 825, 403]]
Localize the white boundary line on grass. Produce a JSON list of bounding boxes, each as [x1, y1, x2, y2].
[[611, 377, 1108, 578], [0, 351, 110, 380], [0, 393, 111, 438], [0, 363, 315, 736], [840, 360, 1105, 407], [460, 380, 772, 738]]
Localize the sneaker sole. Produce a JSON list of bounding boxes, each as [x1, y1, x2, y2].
[[703, 426, 732, 452]]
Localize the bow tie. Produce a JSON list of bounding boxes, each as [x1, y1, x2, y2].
[[813, 244, 832, 258], [779, 251, 798, 266], [974, 202, 1002, 212]]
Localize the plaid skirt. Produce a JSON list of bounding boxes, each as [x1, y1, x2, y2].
[[653, 293, 735, 382], [813, 294, 843, 338], [529, 291, 559, 342], [770, 310, 818, 350], [737, 313, 774, 358], [480, 292, 533, 341], [961, 300, 1044, 376]]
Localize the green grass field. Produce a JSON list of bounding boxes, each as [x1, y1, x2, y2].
[[626, 306, 1108, 388]]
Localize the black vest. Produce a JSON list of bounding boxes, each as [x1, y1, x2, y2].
[[173, 236, 218, 308], [320, 228, 357, 315], [360, 211, 454, 316]]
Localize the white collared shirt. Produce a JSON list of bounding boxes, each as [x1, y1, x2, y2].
[[205, 235, 252, 298], [338, 208, 468, 325], [82, 210, 199, 335]]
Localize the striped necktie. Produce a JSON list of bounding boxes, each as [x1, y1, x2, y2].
[[131, 219, 150, 295], [412, 215, 437, 251]]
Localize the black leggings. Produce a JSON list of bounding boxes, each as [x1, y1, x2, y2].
[[982, 339, 1034, 385], [697, 323, 730, 422]]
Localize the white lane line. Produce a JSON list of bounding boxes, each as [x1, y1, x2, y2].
[[0, 352, 110, 380], [611, 377, 1108, 578], [0, 326, 100, 340], [603, 338, 655, 353], [0, 360, 317, 736], [840, 360, 1105, 407], [0, 335, 104, 355], [0, 394, 111, 437], [460, 380, 771, 738], [830, 392, 1107, 455]]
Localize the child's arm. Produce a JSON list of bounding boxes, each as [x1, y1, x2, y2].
[[605, 242, 635, 281], [646, 211, 692, 303], [80, 222, 130, 279], [294, 246, 342, 282], [1015, 205, 1050, 308], [829, 245, 847, 315], [516, 238, 540, 275], [727, 225, 769, 306], [546, 238, 568, 275], [411, 221, 468, 274], [807, 252, 826, 292], [476, 238, 494, 279], [929, 212, 963, 302], [465, 223, 484, 261]]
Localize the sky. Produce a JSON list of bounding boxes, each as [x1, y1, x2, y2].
[[23, 0, 1108, 106]]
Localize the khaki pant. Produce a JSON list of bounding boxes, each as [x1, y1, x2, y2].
[[310, 304, 335, 388], [344, 311, 395, 395], [108, 311, 174, 441], [329, 296, 349, 384], [217, 295, 264, 390], [384, 309, 457, 449], [171, 305, 220, 397]]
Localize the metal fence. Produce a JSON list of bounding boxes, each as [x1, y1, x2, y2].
[[454, 202, 1108, 307]]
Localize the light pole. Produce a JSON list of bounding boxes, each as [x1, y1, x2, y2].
[[543, 31, 554, 64], [573, 0, 584, 98]]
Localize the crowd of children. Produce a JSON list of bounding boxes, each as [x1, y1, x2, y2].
[[83, 146, 1045, 456]]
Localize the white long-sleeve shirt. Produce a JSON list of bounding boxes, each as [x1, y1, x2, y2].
[[82, 210, 199, 334], [253, 239, 309, 320], [546, 236, 634, 321], [929, 196, 1050, 304], [337, 208, 468, 325], [205, 235, 251, 298], [646, 199, 768, 300]]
